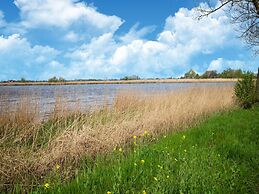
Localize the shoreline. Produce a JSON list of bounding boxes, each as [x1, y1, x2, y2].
[[0, 78, 238, 86]]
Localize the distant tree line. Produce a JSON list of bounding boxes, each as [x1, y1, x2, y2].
[[48, 76, 66, 82], [182, 68, 255, 79], [120, 75, 141, 80]]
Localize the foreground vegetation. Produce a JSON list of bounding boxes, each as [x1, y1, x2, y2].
[[34, 104, 259, 193], [0, 86, 234, 192]]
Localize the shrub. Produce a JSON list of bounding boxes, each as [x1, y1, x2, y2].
[[234, 72, 256, 108]]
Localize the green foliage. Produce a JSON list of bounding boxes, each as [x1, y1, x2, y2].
[[32, 106, 259, 194], [201, 70, 218, 78], [121, 75, 140, 80], [220, 68, 244, 78], [184, 69, 199, 79], [48, 76, 66, 82], [20, 77, 26, 82], [234, 72, 256, 109]]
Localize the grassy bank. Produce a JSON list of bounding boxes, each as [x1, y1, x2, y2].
[[36, 105, 259, 193], [0, 78, 237, 86], [1, 86, 234, 192]]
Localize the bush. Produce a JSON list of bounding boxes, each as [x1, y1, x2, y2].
[[234, 72, 256, 108]]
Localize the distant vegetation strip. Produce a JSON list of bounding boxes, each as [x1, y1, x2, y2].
[[0, 78, 238, 86]]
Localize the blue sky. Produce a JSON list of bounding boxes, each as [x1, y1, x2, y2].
[[0, 0, 258, 80]]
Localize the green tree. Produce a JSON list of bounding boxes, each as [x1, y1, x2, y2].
[[201, 70, 218, 78], [256, 68, 259, 102], [234, 72, 256, 108], [184, 69, 199, 79], [20, 77, 26, 82]]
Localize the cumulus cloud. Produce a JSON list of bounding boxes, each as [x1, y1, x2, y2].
[[14, 0, 123, 33], [207, 58, 256, 72], [0, 34, 59, 80], [120, 23, 156, 43]]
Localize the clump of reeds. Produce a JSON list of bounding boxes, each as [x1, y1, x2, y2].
[[0, 86, 235, 192]]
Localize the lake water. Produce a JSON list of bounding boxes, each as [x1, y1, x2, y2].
[[0, 82, 234, 119]]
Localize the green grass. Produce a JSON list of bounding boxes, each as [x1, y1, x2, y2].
[[32, 106, 259, 194]]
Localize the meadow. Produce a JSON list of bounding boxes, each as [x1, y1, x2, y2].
[[1, 85, 255, 193]]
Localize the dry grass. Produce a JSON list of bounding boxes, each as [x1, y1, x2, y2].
[[0, 86, 235, 192]]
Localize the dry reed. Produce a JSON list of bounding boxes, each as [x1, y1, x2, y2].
[[0, 86, 235, 192]]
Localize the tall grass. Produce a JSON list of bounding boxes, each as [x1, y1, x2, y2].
[[0, 86, 235, 192]]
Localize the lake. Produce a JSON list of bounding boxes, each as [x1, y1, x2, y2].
[[0, 82, 235, 119]]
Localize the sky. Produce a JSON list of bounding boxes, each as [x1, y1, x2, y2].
[[0, 0, 258, 80]]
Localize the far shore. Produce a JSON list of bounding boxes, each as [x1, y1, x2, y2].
[[0, 78, 238, 86]]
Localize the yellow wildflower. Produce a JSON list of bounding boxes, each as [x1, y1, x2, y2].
[[113, 147, 116, 151], [182, 135, 186, 140], [44, 183, 50, 189], [56, 164, 60, 170], [134, 141, 137, 146], [107, 191, 111, 194], [167, 175, 170, 179], [163, 135, 167, 138], [119, 148, 123, 152], [154, 177, 158, 181], [143, 131, 149, 136], [143, 190, 147, 194], [133, 135, 137, 139], [140, 159, 145, 164], [184, 149, 187, 153], [134, 162, 137, 166]]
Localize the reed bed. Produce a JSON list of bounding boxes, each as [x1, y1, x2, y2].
[[0, 86, 235, 192]]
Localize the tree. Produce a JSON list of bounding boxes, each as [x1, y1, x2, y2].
[[219, 68, 243, 78], [121, 75, 141, 80], [184, 69, 199, 79], [197, 0, 259, 52], [256, 68, 259, 102], [235, 72, 256, 108], [201, 70, 218, 78]]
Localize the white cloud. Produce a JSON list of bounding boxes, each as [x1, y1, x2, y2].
[[64, 31, 80, 42], [14, 0, 123, 34], [0, 34, 59, 79], [120, 23, 156, 43], [207, 58, 250, 72], [0, 11, 6, 28]]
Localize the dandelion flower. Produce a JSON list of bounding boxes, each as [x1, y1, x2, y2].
[[154, 177, 158, 181], [184, 149, 187, 153], [107, 191, 111, 194], [56, 164, 60, 170], [140, 160, 145, 164], [119, 148, 123, 152], [163, 135, 167, 138], [44, 183, 50, 189], [133, 135, 137, 139], [143, 190, 147, 194], [143, 131, 149, 136]]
